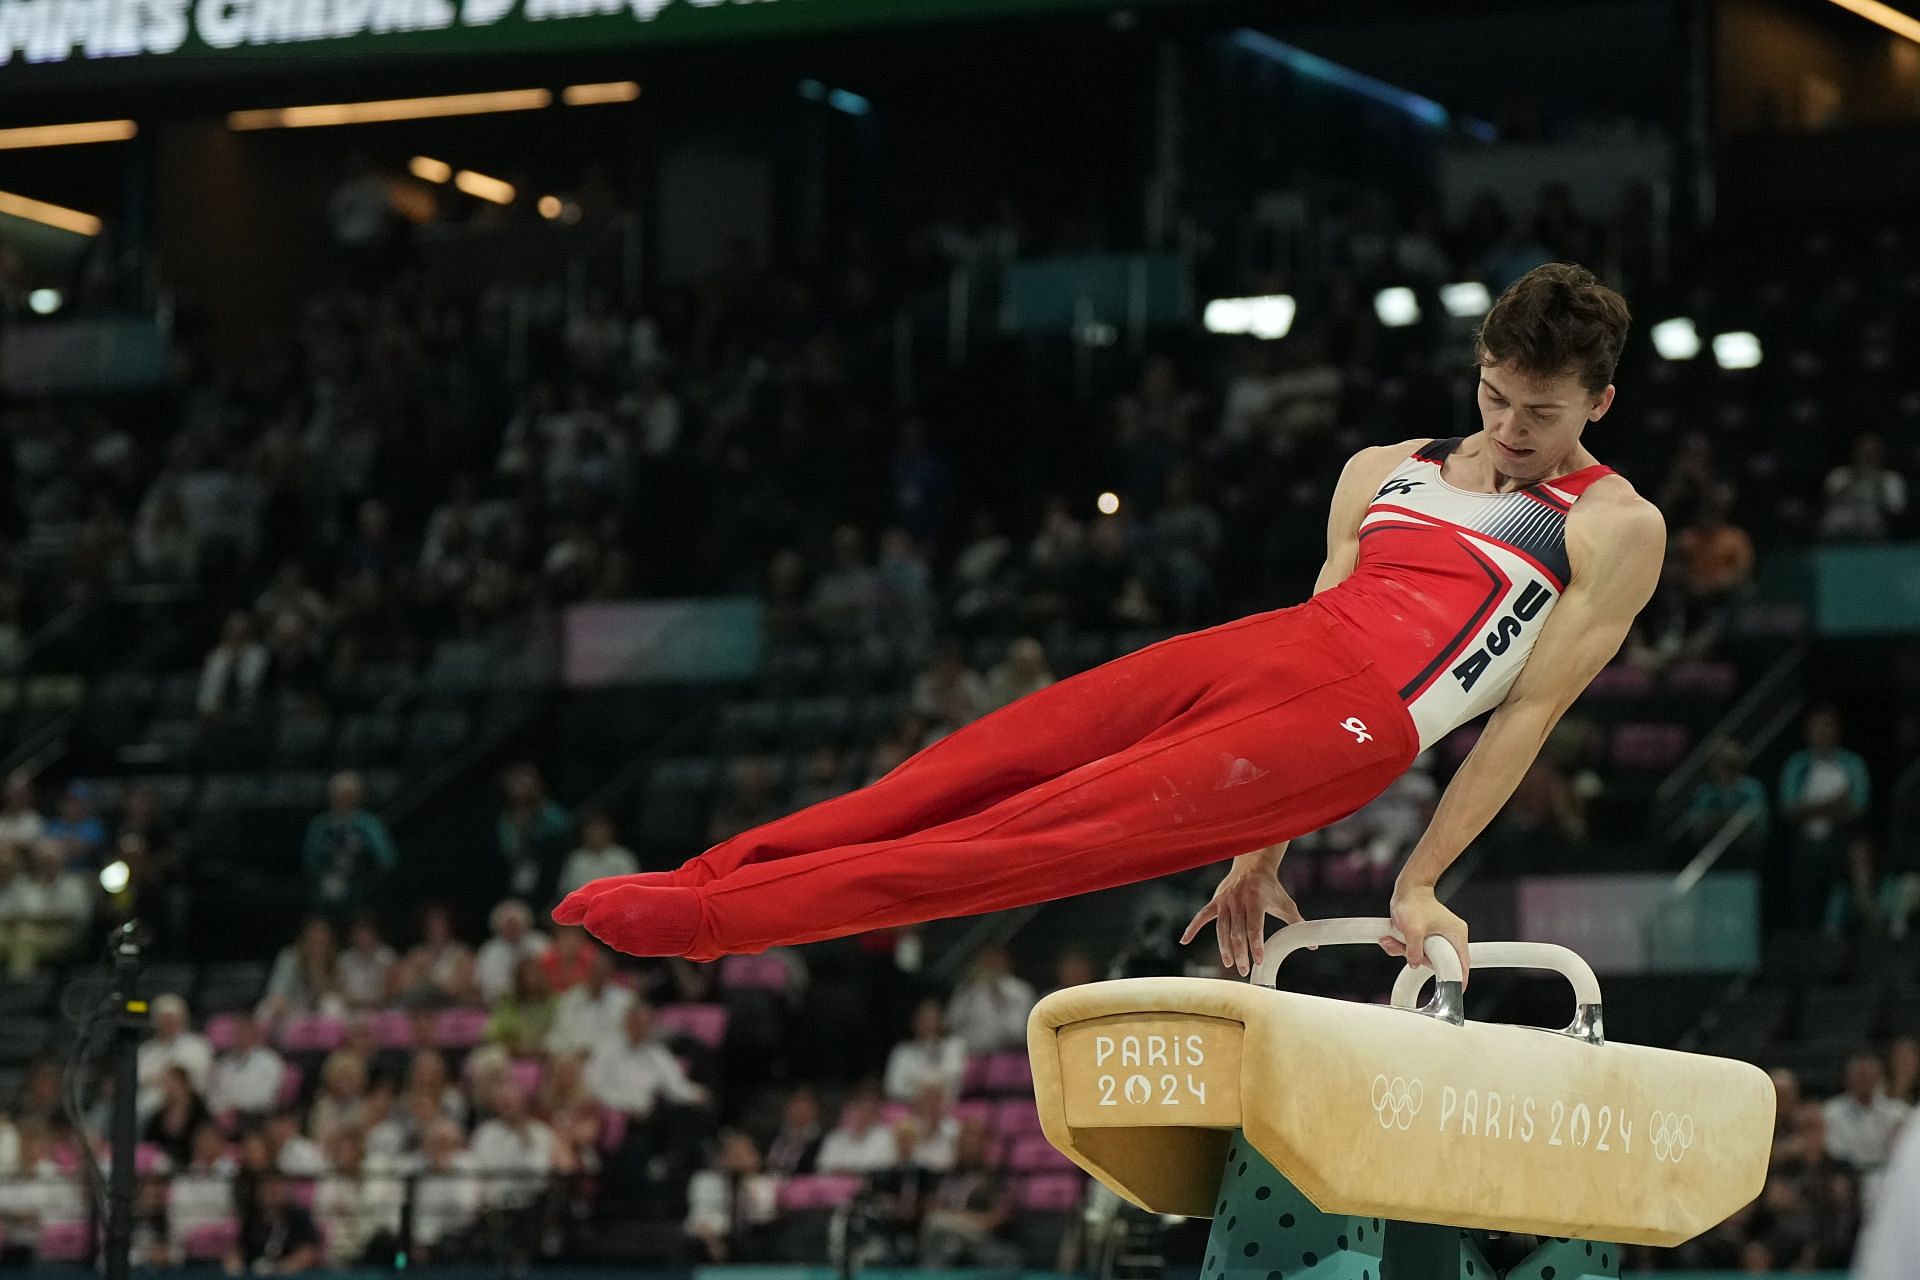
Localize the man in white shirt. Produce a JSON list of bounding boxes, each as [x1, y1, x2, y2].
[[584, 1001, 711, 1119], [473, 901, 551, 1005], [266, 1107, 330, 1177], [412, 1119, 482, 1261], [468, 1083, 556, 1210], [944, 946, 1036, 1056], [315, 1128, 405, 1267], [1854, 1110, 1920, 1280], [1824, 1053, 1912, 1172], [136, 994, 213, 1120], [815, 1095, 897, 1175], [883, 999, 967, 1101], [207, 1015, 286, 1121], [907, 1083, 960, 1173], [544, 950, 634, 1055], [555, 816, 640, 900], [0, 841, 95, 978]]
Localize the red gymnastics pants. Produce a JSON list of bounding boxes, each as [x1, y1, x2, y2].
[[554, 596, 1419, 961]]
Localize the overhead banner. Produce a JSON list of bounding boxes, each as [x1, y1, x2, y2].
[[0, 0, 1183, 70]]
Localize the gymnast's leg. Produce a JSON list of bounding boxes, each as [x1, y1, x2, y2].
[[579, 614, 1417, 959]]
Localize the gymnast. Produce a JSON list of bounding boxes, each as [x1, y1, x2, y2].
[[555, 262, 1668, 984]]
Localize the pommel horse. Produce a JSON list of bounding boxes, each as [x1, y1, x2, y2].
[[1026, 917, 1774, 1279]]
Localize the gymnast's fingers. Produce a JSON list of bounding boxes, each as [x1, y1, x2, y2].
[[1404, 927, 1428, 970], [1178, 899, 1219, 946]]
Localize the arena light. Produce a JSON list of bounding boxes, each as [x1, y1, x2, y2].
[[1231, 29, 1495, 138], [1374, 287, 1421, 328], [1825, 0, 1920, 45], [228, 89, 552, 130], [1439, 281, 1491, 318], [1097, 491, 1121, 516], [100, 860, 131, 894], [454, 170, 516, 205], [562, 81, 642, 106], [0, 188, 101, 236], [1203, 294, 1296, 340], [27, 289, 62, 315], [409, 156, 452, 183], [828, 89, 871, 117], [0, 119, 137, 150], [1712, 331, 1764, 370], [538, 195, 563, 220], [1651, 317, 1702, 361]]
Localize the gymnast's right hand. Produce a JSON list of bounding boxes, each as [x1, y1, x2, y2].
[[1179, 848, 1305, 977]]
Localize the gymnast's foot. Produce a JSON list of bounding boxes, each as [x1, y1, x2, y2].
[[579, 885, 715, 960], [552, 862, 713, 926]]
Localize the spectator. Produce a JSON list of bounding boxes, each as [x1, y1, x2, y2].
[[315, 1129, 403, 1267], [143, 1064, 213, 1168], [43, 782, 104, 869], [1656, 431, 1732, 530], [301, 771, 398, 921], [684, 1130, 779, 1263], [537, 925, 596, 994], [1671, 493, 1754, 656], [0, 772, 44, 849], [468, 1082, 556, 1211], [917, 1119, 1018, 1267], [260, 917, 345, 1023], [1048, 948, 1099, 993], [337, 914, 397, 1009], [1779, 705, 1872, 933], [874, 527, 936, 652], [884, 998, 967, 1101], [264, 1106, 329, 1177], [1824, 1052, 1911, 1175], [1888, 1037, 1920, 1107], [808, 524, 879, 638], [1678, 741, 1771, 854], [0, 1124, 86, 1262], [486, 956, 557, 1056], [906, 1083, 960, 1172], [0, 840, 94, 976], [1856, 1114, 1920, 1280], [1819, 431, 1907, 541], [475, 899, 550, 1004], [137, 994, 213, 1120], [862, 1118, 939, 1263], [411, 1119, 481, 1263], [1768, 1067, 1803, 1148], [198, 610, 270, 721], [167, 1121, 238, 1261], [208, 1015, 287, 1122], [584, 1000, 711, 1120], [546, 947, 635, 1055], [910, 643, 987, 729], [393, 904, 477, 1007], [945, 945, 1036, 1055], [555, 815, 638, 901], [497, 764, 571, 902], [981, 637, 1055, 714], [400, 1050, 467, 1130], [307, 1052, 371, 1148], [816, 1093, 896, 1175], [762, 1086, 825, 1178], [228, 1171, 323, 1276]]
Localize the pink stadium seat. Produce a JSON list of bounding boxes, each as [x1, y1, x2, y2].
[[1664, 660, 1736, 699], [373, 1010, 414, 1048], [1583, 664, 1654, 700], [135, 1143, 168, 1176], [951, 1099, 993, 1127], [1610, 722, 1689, 770], [719, 953, 791, 991], [992, 1099, 1043, 1138], [961, 1055, 990, 1095], [878, 1101, 911, 1127], [180, 1219, 240, 1261], [38, 1220, 93, 1262], [981, 1052, 1031, 1092], [205, 1014, 241, 1052], [776, 1174, 863, 1211], [1008, 1136, 1076, 1172], [1018, 1174, 1085, 1212], [655, 1003, 729, 1049], [598, 1108, 629, 1152], [277, 1064, 304, 1108], [435, 1008, 489, 1048], [279, 1014, 345, 1053], [289, 1180, 317, 1210]]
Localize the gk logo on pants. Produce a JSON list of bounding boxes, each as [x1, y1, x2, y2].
[[1341, 717, 1373, 743]]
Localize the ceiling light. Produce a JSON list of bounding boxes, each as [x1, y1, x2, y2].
[[228, 89, 552, 131]]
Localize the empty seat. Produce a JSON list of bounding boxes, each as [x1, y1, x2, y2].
[[1583, 664, 1655, 700], [1018, 1173, 1085, 1212], [1610, 722, 1689, 771], [1798, 987, 1883, 1042], [775, 1174, 863, 1211], [272, 715, 334, 765], [655, 1003, 729, 1050], [405, 708, 471, 760], [713, 700, 785, 752], [1664, 661, 1737, 700], [782, 696, 855, 751], [426, 642, 494, 694], [1009, 1135, 1077, 1172], [196, 963, 268, 1014]]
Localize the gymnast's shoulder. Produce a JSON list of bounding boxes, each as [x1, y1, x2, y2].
[[1566, 469, 1667, 575]]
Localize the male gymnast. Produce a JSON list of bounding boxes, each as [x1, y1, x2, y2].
[[555, 262, 1668, 987]]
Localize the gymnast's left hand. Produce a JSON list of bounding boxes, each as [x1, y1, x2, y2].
[[1382, 884, 1470, 990]]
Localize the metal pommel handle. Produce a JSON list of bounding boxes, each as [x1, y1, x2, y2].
[[1250, 917, 1466, 1026], [1390, 941, 1607, 1046]]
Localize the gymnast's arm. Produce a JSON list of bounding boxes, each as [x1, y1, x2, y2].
[[1388, 489, 1666, 968]]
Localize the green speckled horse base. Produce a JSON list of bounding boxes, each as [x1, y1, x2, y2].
[[1204, 1129, 1622, 1280]]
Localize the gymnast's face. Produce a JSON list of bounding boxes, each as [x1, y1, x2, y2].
[[1475, 361, 1615, 481]]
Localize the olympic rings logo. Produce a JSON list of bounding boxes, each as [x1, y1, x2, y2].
[[1370, 1074, 1424, 1131], [1649, 1110, 1695, 1164]]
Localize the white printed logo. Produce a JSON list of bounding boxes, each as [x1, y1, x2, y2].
[[1341, 717, 1373, 744], [1649, 1111, 1694, 1164], [1371, 1074, 1423, 1130]]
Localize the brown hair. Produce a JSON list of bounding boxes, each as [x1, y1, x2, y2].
[[1475, 262, 1631, 394]]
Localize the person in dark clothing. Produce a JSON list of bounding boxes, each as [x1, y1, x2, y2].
[[227, 1172, 323, 1275]]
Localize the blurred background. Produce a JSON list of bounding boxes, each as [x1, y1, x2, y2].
[[0, 0, 1916, 1275]]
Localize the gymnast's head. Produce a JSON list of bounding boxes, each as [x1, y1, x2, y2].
[[1473, 262, 1632, 481]]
